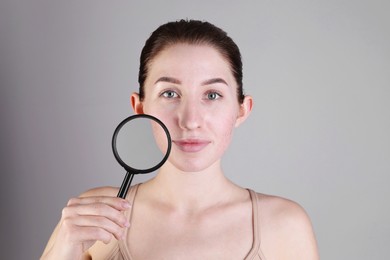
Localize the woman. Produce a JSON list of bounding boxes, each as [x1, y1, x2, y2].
[[41, 20, 319, 260]]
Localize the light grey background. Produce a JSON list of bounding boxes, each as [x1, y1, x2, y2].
[[1, 1, 389, 259]]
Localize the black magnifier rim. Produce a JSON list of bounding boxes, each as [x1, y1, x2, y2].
[[112, 114, 171, 174]]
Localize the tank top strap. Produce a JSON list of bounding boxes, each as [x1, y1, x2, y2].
[[126, 183, 141, 211], [117, 183, 141, 260], [123, 183, 141, 231], [245, 189, 265, 260]]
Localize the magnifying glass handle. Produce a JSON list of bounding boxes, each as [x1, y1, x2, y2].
[[117, 171, 134, 199]]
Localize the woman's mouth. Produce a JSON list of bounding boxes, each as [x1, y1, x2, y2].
[[173, 139, 211, 153]]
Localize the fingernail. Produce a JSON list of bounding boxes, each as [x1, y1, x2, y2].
[[124, 221, 130, 228], [122, 201, 131, 209]]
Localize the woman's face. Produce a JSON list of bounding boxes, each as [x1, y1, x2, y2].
[[133, 44, 251, 172]]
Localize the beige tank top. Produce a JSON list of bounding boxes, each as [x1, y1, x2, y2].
[[104, 184, 266, 260]]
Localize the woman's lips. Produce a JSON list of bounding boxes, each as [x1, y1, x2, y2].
[[173, 139, 210, 153]]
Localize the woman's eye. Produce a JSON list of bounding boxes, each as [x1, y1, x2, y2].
[[162, 90, 178, 98], [206, 92, 221, 100]]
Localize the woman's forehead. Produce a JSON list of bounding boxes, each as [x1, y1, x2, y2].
[[146, 44, 233, 78]]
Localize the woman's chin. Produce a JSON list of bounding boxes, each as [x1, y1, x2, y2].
[[163, 157, 219, 174]]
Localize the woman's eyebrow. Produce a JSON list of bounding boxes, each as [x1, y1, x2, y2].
[[154, 77, 228, 86], [201, 78, 228, 86], [154, 77, 181, 85]]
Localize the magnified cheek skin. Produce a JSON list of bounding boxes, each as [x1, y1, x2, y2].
[[151, 121, 170, 156], [143, 105, 173, 156]]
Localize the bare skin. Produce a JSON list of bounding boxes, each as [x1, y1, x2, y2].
[[42, 179, 318, 259], [41, 44, 319, 259]]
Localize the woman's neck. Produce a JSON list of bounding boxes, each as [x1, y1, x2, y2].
[[141, 160, 243, 214]]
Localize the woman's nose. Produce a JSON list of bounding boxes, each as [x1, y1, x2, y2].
[[178, 100, 203, 130]]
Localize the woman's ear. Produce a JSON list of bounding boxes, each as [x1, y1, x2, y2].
[[235, 95, 253, 127], [131, 93, 144, 114]]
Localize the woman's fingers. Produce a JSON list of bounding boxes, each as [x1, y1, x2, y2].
[[59, 196, 131, 244], [61, 215, 125, 242], [62, 201, 130, 228], [67, 196, 131, 211], [41, 193, 132, 259]]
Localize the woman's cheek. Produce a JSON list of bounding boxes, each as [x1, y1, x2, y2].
[[214, 115, 236, 149], [151, 121, 171, 156]]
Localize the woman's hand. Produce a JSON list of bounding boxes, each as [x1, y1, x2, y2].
[[41, 194, 131, 260]]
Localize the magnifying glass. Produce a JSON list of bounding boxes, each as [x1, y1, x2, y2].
[[112, 114, 171, 199]]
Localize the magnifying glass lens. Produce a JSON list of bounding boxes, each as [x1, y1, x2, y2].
[[115, 118, 166, 170]]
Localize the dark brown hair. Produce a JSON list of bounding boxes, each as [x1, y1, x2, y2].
[[138, 19, 245, 103]]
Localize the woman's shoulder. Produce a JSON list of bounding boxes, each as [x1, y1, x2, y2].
[[254, 191, 309, 221], [252, 191, 319, 259], [253, 191, 313, 237]]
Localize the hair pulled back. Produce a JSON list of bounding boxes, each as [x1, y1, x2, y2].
[[138, 19, 245, 103]]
